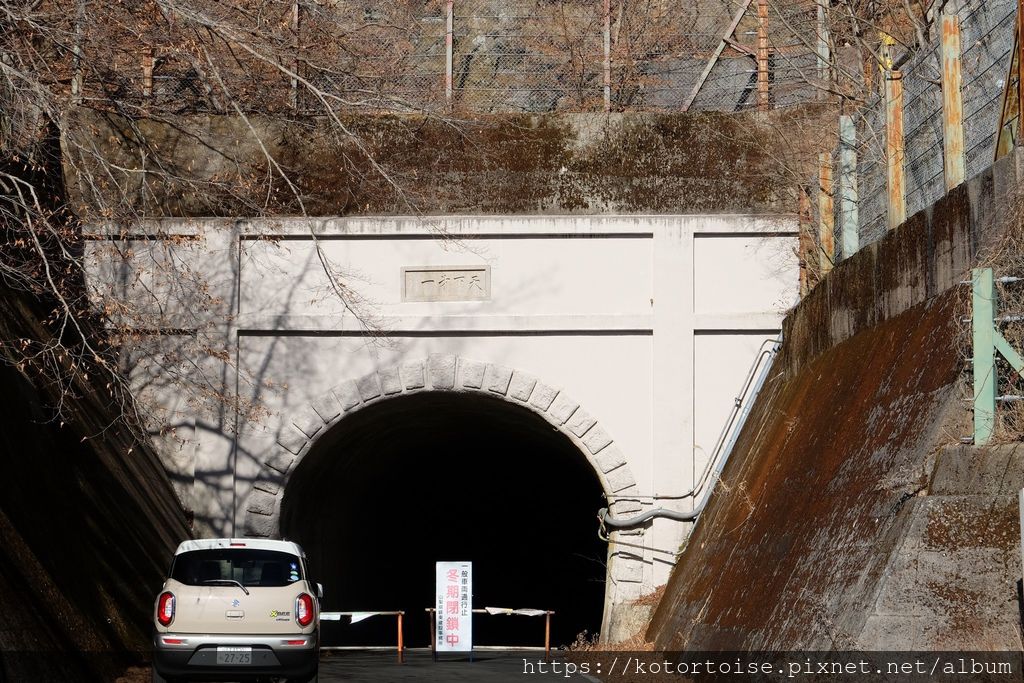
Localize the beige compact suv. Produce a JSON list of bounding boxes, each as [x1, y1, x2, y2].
[[152, 538, 320, 682]]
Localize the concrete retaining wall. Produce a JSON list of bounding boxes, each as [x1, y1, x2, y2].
[[60, 108, 824, 217], [646, 147, 1024, 649], [0, 288, 190, 681]]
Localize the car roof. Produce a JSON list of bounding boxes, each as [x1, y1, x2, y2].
[[174, 538, 306, 557]]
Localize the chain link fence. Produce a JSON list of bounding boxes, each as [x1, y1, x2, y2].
[[73, 0, 826, 115], [834, 0, 1016, 259]]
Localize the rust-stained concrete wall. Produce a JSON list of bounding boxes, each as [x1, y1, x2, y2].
[[646, 148, 1024, 649]]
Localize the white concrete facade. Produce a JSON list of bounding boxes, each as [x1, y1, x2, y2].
[[87, 214, 798, 637]]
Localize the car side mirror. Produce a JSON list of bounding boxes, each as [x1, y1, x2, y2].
[[316, 582, 324, 599]]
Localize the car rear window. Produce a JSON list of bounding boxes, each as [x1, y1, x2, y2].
[[171, 549, 303, 587]]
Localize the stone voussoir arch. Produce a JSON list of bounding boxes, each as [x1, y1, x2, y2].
[[243, 353, 644, 581]]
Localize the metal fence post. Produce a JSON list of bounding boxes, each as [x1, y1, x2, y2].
[[71, 0, 84, 104], [941, 12, 966, 190], [757, 0, 770, 111], [445, 0, 454, 107], [839, 115, 859, 258], [818, 152, 835, 275], [798, 185, 813, 296], [998, 0, 1024, 160], [885, 70, 906, 230], [1019, 0, 1024, 135], [544, 612, 552, 662], [141, 47, 154, 100], [973, 267, 997, 446], [816, 0, 830, 99], [397, 612, 405, 664], [603, 0, 611, 111], [290, 0, 300, 111]]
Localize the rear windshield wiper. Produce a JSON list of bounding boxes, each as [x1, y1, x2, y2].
[[200, 579, 250, 595]]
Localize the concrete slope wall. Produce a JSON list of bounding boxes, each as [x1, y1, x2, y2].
[[646, 149, 1024, 649], [0, 288, 190, 681]]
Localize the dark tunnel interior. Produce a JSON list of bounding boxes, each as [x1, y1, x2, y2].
[[279, 391, 608, 649]]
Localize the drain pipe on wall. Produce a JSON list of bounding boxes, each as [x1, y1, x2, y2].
[[598, 335, 782, 536]]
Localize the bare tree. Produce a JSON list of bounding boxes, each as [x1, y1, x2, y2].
[[0, 0, 459, 448], [0, 0, 946, 447]]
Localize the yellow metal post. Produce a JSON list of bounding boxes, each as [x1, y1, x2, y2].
[[885, 71, 906, 230], [445, 0, 454, 107], [941, 13, 966, 190], [757, 0, 770, 111], [818, 152, 835, 275]]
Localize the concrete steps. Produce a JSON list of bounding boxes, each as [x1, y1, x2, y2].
[[857, 446, 1023, 649]]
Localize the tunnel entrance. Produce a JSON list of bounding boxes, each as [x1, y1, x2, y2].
[[279, 391, 607, 649]]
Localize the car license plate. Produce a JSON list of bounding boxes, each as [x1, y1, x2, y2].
[[216, 646, 252, 665]]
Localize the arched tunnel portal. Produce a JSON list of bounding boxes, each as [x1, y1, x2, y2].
[[280, 392, 606, 647], [243, 356, 643, 647]]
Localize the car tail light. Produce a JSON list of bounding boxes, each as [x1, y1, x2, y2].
[[157, 592, 175, 627], [295, 593, 314, 627]]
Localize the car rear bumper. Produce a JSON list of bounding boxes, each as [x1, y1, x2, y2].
[[153, 632, 318, 680]]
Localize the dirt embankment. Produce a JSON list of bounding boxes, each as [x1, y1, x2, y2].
[[647, 147, 1024, 650], [0, 287, 190, 681]]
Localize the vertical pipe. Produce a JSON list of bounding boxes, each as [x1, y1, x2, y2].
[[603, 0, 611, 111], [757, 0, 770, 111], [445, 0, 454, 107], [818, 152, 835, 275], [973, 267, 997, 445], [816, 0, 830, 99], [885, 71, 906, 230], [397, 612, 404, 664], [839, 115, 859, 259], [941, 13, 966, 190]]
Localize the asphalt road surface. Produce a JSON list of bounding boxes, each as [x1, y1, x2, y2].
[[318, 649, 596, 681]]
